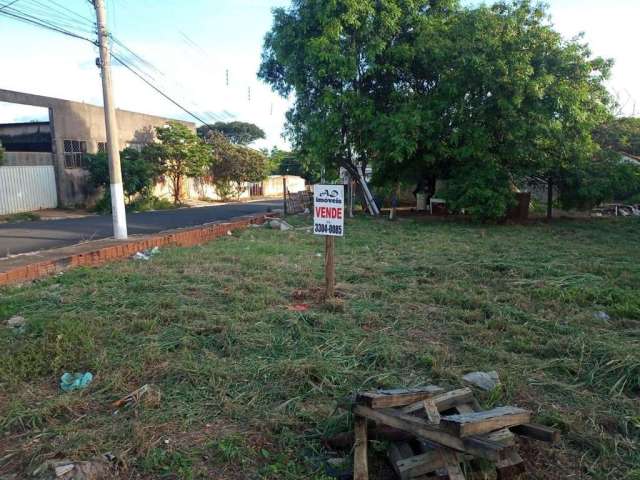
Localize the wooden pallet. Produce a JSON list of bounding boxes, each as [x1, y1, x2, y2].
[[350, 386, 559, 480]]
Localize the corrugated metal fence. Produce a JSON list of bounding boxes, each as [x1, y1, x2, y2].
[[0, 166, 58, 215]]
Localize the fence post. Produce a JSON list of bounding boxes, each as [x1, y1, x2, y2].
[[283, 177, 288, 216]]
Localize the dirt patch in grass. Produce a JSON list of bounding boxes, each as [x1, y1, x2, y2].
[[1, 215, 639, 478]]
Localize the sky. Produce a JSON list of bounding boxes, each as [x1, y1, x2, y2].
[[0, 0, 638, 150]]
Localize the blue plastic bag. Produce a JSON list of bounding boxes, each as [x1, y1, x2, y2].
[[60, 372, 93, 392]]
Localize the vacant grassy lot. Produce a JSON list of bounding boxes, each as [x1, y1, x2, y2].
[[1, 215, 638, 479]]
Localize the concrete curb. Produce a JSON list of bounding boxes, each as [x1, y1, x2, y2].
[[0, 213, 270, 286]]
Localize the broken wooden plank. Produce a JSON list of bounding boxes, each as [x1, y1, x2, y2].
[[352, 405, 509, 462], [442, 450, 466, 480], [397, 446, 448, 478], [402, 388, 475, 414], [510, 423, 560, 444], [356, 386, 445, 409], [455, 403, 516, 447], [424, 398, 442, 424], [454, 403, 475, 414], [496, 450, 526, 479], [354, 416, 369, 480], [484, 428, 516, 447], [440, 406, 531, 438], [388, 442, 415, 480]]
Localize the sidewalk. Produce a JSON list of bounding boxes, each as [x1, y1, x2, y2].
[[0, 212, 272, 286]]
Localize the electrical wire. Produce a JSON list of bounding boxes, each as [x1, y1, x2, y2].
[[0, 4, 228, 127], [0, 1, 270, 128], [0, 0, 22, 12]]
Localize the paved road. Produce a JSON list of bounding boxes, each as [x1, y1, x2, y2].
[[0, 201, 281, 258]]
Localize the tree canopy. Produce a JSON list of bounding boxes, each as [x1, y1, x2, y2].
[[260, 0, 616, 220], [205, 132, 270, 200], [144, 121, 210, 204], [594, 117, 640, 157], [268, 147, 322, 183], [198, 121, 266, 146]]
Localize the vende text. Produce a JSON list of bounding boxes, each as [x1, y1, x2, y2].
[[315, 207, 343, 219]]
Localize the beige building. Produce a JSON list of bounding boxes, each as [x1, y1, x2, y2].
[[0, 88, 194, 207]]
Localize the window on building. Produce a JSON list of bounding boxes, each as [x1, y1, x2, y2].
[[63, 140, 87, 168], [97, 142, 107, 154]]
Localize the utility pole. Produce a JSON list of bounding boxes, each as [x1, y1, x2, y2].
[[93, 0, 127, 239]]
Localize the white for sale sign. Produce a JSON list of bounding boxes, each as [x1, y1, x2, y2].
[[313, 184, 344, 236]]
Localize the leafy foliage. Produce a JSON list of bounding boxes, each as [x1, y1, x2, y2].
[[143, 121, 211, 204], [442, 161, 516, 222], [85, 148, 157, 199], [594, 117, 640, 157], [198, 121, 266, 146], [269, 147, 322, 183], [0, 141, 4, 166], [558, 151, 640, 209], [260, 0, 614, 220], [206, 132, 270, 200]]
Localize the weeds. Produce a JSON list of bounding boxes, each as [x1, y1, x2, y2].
[[1, 211, 41, 223], [0, 216, 638, 478]]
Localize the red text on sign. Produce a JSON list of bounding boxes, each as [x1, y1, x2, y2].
[[315, 207, 343, 219]]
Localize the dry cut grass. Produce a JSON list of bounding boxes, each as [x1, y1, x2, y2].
[[0, 215, 639, 479]]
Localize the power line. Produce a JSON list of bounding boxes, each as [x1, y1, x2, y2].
[[0, 2, 272, 127], [0, 7, 95, 42], [0, 1, 23, 12], [110, 52, 213, 127]]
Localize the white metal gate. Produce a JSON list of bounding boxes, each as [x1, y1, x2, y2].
[[0, 166, 58, 215]]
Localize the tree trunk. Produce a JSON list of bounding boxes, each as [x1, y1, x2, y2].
[[547, 177, 553, 221], [173, 175, 182, 205], [389, 181, 400, 221]]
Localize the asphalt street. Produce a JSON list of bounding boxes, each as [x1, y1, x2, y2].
[[0, 200, 281, 258]]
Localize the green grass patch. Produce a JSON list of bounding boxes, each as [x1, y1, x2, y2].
[[1, 211, 41, 223], [1, 216, 639, 478]]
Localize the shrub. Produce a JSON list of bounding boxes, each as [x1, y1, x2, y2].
[[85, 148, 158, 200], [559, 152, 640, 210], [206, 132, 270, 200], [442, 162, 516, 222], [128, 196, 174, 212]]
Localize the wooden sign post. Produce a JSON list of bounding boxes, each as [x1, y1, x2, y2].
[[313, 184, 344, 299]]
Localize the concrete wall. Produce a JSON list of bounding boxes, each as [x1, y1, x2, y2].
[[153, 175, 307, 202], [3, 152, 54, 166], [265, 175, 306, 196], [0, 89, 195, 207]]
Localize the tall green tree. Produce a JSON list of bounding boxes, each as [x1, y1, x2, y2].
[[259, 0, 442, 214], [143, 121, 210, 204], [197, 121, 266, 146], [418, 2, 613, 219], [260, 0, 614, 221], [205, 132, 270, 200]]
